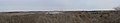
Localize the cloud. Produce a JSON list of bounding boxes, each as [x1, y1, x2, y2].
[[0, 0, 119, 11]]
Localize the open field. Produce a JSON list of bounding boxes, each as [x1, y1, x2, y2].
[[0, 11, 120, 23]]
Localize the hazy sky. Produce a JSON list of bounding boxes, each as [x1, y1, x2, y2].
[[0, 0, 120, 11]]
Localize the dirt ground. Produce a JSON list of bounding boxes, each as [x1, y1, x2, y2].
[[0, 11, 120, 23]]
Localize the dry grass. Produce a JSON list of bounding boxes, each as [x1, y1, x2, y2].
[[0, 11, 120, 23]]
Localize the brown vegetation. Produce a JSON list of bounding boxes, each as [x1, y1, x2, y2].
[[0, 11, 120, 23]]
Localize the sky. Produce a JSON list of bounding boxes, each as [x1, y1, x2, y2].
[[0, 0, 120, 11]]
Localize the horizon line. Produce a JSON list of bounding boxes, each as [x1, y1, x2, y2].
[[0, 9, 115, 12]]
